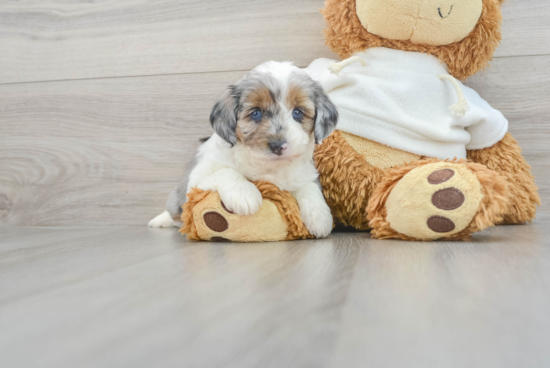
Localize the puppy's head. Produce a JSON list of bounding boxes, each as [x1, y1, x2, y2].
[[210, 61, 338, 160]]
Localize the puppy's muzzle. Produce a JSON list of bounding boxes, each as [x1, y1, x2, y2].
[[268, 140, 288, 156]]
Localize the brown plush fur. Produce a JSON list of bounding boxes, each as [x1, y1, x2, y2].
[[180, 188, 211, 241], [467, 132, 541, 224], [181, 181, 313, 241], [253, 181, 314, 240], [315, 131, 384, 230], [322, 0, 503, 80], [367, 158, 509, 241]]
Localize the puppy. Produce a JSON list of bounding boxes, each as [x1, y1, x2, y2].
[[148, 61, 338, 238]]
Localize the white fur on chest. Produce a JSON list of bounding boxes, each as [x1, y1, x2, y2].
[[189, 134, 318, 193]]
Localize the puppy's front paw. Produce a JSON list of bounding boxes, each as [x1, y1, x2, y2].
[[218, 181, 263, 216], [301, 202, 333, 238]]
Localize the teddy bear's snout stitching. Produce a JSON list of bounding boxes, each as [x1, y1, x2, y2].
[[438, 5, 454, 19]]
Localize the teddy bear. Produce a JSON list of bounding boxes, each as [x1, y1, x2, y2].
[[181, 0, 540, 242]]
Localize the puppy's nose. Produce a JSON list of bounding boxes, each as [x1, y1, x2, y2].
[[269, 140, 288, 156]]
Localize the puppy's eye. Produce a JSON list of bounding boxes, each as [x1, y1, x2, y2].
[[292, 108, 303, 122], [250, 110, 263, 121]]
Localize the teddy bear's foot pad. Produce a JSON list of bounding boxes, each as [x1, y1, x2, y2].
[[189, 192, 289, 242], [385, 162, 483, 240], [427, 215, 456, 233], [203, 211, 229, 233], [425, 169, 469, 232], [181, 182, 314, 242], [431, 187, 465, 210]]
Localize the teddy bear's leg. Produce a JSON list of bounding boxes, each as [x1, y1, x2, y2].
[[367, 159, 509, 241], [180, 181, 313, 242], [315, 131, 385, 230], [467, 133, 540, 224]]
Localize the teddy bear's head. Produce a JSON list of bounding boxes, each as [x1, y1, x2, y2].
[[322, 0, 505, 79]]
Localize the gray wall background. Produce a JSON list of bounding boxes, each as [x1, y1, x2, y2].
[[0, 0, 548, 226]]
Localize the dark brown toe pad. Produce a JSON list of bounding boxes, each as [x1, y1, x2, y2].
[[203, 212, 229, 232], [427, 216, 456, 233], [428, 169, 455, 184], [211, 237, 230, 242], [221, 201, 235, 214], [432, 188, 465, 210]]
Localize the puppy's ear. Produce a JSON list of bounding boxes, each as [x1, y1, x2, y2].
[[210, 86, 239, 146], [312, 84, 338, 144]]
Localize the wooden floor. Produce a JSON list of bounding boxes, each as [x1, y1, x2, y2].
[[1, 224, 550, 368]]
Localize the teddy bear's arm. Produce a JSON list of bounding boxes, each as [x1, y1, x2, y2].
[[467, 132, 540, 224]]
